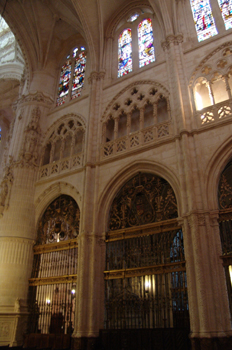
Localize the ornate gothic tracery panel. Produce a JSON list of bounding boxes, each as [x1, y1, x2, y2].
[[28, 195, 80, 336], [40, 116, 85, 179]]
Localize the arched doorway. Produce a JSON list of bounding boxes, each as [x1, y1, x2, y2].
[[26, 195, 80, 348], [218, 160, 232, 317], [102, 172, 190, 349]]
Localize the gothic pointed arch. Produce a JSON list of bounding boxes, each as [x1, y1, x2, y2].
[[218, 159, 232, 317], [104, 171, 189, 331], [28, 193, 80, 335]]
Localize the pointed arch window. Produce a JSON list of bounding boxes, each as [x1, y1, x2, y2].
[[190, 0, 218, 42], [118, 29, 133, 78], [217, 0, 232, 30], [138, 18, 155, 68], [57, 47, 87, 106]]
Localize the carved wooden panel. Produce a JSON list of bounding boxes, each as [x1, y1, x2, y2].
[[37, 195, 80, 245], [109, 173, 178, 231]]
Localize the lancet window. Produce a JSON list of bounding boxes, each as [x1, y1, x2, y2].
[[138, 18, 155, 68], [118, 29, 133, 77], [117, 16, 155, 78], [190, 0, 218, 42], [40, 117, 85, 178], [218, 160, 232, 317], [57, 47, 86, 106], [218, 0, 232, 30], [28, 195, 80, 336], [104, 173, 189, 332]]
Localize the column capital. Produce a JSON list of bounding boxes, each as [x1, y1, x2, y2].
[[161, 34, 184, 51], [88, 70, 105, 84], [13, 91, 54, 109]]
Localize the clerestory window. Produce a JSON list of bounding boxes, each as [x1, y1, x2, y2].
[[190, 0, 218, 42], [56, 47, 86, 106], [118, 17, 155, 78]]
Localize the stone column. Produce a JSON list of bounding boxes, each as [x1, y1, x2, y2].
[[72, 71, 105, 350], [0, 91, 53, 346], [183, 211, 232, 350]]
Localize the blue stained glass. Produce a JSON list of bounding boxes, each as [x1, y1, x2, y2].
[[57, 59, 72, 106], [218, 0, 232, 30], [71, 52, 86, 100], [128, 13, 139, 22], [73, 47, 78, 57], [118, 29, 133, 78], [190, 0, 218, 42], [138, 18, 155, 68]]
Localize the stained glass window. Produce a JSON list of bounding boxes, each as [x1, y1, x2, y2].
[[138, 18, 155, 68], [218, 0, 232, 30], [118, 29, 133, 78], [190, 0, 218, 42], [57, 59, 72, 106], [72, 51, 86, 100], [57, 47, 87, 106]]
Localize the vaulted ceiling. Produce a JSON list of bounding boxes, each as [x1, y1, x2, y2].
[[0, 0, 176, 75]]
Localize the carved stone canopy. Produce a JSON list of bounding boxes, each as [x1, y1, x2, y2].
[[109, 172, 178, 231]]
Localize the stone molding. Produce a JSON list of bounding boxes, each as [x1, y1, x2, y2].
[[105, 1, 153, 38]]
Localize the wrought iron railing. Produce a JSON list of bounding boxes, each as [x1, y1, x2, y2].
[[28, 240, 78, 335], [104, 222, 189, 330]]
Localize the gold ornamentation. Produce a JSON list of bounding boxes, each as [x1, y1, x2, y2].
[[109, 173, 177, 231], [104, 261, 186, 280], [29, 274, 77, 286]]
